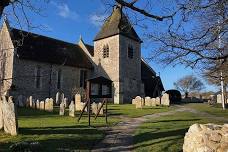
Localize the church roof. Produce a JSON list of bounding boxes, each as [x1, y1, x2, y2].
[[94, 6, 142, 42], [10, 28, 93, 69]]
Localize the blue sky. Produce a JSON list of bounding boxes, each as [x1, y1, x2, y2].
[[2, 0, 218, 92]]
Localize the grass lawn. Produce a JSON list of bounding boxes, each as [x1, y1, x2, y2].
[[109, 104, 173, 118], [0, 104, 172, 151], [0, 107, 119, 152], [133, 104, 227, 152], [184, 103, 228, 118]]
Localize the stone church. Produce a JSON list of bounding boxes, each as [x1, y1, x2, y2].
[[0, 6, 164, 104]]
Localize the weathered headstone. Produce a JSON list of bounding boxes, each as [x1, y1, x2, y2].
[[17, 95, 25, 107], [36, 100, 40, 109], [0, 97, 3, 130], [40, 101, 45, 110], [155, 97, 160, 106], [91, 102, 98, 114], [75, 94, 81, 111], [161, 93, 170, 106], [145, 97, 151, 106], [98, 102, 103, 115], [63, 98, 68, 108], [69, 101, 75, 117], [217, 94, 222, 103], [135, 96, 143, 109], [29, 96, 33, 108], [49, 98, 54, 112], [132, 98, 136, 105], [2, 96, 18, 136], [45, 98, 49, 111], [59, 101, 65, 116], [56, 92, 60, 105], [151, 98, 156, 107]]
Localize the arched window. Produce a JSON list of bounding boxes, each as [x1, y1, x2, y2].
[[128, 45, 133, 59], [103, 45, 109, 58]]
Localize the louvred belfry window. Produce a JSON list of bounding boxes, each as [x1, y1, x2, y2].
[[103, 45, 109, 58]]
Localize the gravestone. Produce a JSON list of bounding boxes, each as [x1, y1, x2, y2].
[[132, 98, 136, 105], [0, 97, 3, 130], [98, 102, 103, 115], [217, 94, 222, 103], [151, 98, 156, 107], [29, 96, 33, 108], [63, 98, 68, 108], [91, 102, 98, 114], [59, 101, 65, 116], [56, 92, 60, 105], [155, 97, 160, 105], [161, 93, 170, 106], [40, 101, 45, 110], [2, 96, 18, 136], [17, 95, 25, 107], [135, 96, 143, 109], [69, 101, 75, 117], [145, 97, 151, 106], [25, 97, 30, 107], [75, 94, 82, 111], [49, 98, 54, 112], [45, 98, 49, 111], [32, 100, 36, 109], [36, 100, 40, 109]]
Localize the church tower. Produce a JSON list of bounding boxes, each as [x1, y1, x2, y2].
[[93, 5, 144, 104]]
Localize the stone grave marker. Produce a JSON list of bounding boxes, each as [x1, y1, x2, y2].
[[45, 98, 49, 111], [98, 102, 103, 115], [155, 97, 160, 106], [69, 101, 75, 117], [161, 93, 170, 106], [132, 98, 136, 105], [2, 96, 18, 136], [75, 94, 81, 111], [40, 101, 45, 110], [217, 94, 222, 103], [145, 97, 151, 106], [91, 102, 98, 114], [32, 100, 36, 109], [59, 101, 65, 116], [151, 98, 156, 106], [29, 96, 33, 108], [135, 96, 143, 109], [63, 98, 69, 108], [56, 92, 60, 105], [36, 100, 40, 109]]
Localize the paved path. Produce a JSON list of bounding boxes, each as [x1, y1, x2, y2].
[[92, 105, 227, 152]]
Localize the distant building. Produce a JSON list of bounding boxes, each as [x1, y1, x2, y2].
[[0, 6, 164, 104]]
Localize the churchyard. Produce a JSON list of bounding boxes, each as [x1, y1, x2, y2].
[[0, 93, 227, 151]]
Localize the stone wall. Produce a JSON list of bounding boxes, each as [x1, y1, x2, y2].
[[183, 123, 228, 152], [10, 59, 90, 101]]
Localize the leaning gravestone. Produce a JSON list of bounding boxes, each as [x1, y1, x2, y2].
[[69, 101, 75, 117], [155, 97, 160, 106], [0, 97, 3, 130], [161, 93, 170, 106], [217, 94, 222, 103], [59, 102, 65, 116], [2, 96, 18, 136], [145, 97, 151, 106], [91, 102, 98, 114]]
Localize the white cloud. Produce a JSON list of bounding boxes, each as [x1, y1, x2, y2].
[[51, 1, 78, 20], [90, 14, 108, 27]]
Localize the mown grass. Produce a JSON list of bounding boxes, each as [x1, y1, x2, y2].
[[0, 104, 172, 151], [133, 106, 227, 152], [108, 104, 172, 118], [0, 107, 119, 152], [184, 103, 228, 118]]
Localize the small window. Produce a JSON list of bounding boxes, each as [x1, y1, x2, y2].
[[57, 69, 62, 89], [35, 66, 41, 88], [103, 45, 109, 58], [80, 70, 87, 88], [128, 45, 134, 59]]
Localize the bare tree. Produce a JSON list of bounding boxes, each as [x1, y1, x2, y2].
[[174, 75, 205, 98]]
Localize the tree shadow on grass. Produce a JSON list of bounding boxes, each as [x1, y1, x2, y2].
[[19, 125, 103, 135]]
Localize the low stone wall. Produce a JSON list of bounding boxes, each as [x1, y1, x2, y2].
[[183, 123, 228, 152]]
